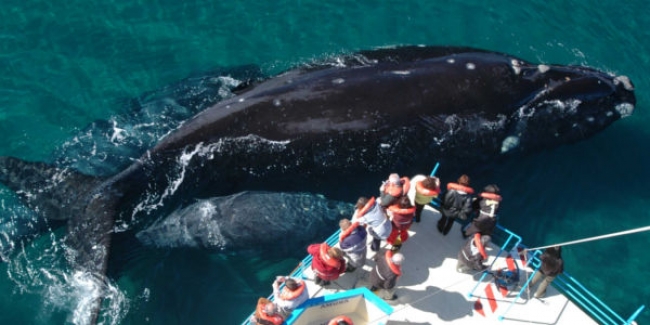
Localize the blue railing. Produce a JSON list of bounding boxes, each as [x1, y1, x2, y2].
[[521, 248, 645, 325]]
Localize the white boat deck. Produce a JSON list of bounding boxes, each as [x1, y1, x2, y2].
[[295, 205, 597, 325]]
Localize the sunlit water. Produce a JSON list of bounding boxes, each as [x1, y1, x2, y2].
[[0, 1, 648, 324]]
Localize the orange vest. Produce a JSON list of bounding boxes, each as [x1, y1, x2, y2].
[[416, 180, 440, 197], [319, 243, 342, 269], [278, 280, 306, 301], [447, 182, 474, 194], [256, 301, 284, 325]]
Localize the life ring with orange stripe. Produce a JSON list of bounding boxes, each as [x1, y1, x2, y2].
[[278, 279, 305, 301], [480, 192, 502, 201], [319, 243, 342, 269], [416, 180, 440, 196], [328, 315, 354, 325], [447, 182, 474, 194]]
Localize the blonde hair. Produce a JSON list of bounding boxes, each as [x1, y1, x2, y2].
[[328, 247, 343, 259]]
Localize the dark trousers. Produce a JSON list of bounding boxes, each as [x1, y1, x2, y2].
[[414, 203, 424, 222], [437, 215, 455, 235]]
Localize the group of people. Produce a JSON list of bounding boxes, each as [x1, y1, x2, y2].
[[250, 172, 563, 325]]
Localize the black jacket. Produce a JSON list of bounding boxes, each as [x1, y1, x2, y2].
[[441, 188, 473, 221]]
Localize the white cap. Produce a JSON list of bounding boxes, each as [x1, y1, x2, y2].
[[391, 252, 405, 265], [388, 173, 400, 184]]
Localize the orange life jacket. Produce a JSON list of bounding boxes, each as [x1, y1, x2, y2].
[[447, 182, 474, 194], [474, 233, 488, 260], [353, 196, 376, 220], [387, 204, 416, 226], [256, 301, 284, 325], [319, 243, 342, 269], [480, 192, 502, 201], [416, 180, 440, 197], [278, 279, 306, 301]]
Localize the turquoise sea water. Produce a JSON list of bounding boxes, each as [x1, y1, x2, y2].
[[0, 1, 648, 324]]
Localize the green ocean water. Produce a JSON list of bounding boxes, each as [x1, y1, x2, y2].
[[0, 0, 648, 324]]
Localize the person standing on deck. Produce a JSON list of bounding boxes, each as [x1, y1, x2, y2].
[[438, 174, 474, 235], [413, 176, 441, 223], [369, 249, 404, 301], [530, 246, 564, 298], [463, 184, 502, 238], [352, 196, 392, 251], [378, 173, 410, 208], [386, 196, 416, 251], [456, 233, 491, 273], [307, 242, 347, 286], [271, 276, 309, 317], [338, 218, 368, 273]]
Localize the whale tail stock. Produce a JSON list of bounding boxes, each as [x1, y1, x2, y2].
[[0, 155, 119, 323]]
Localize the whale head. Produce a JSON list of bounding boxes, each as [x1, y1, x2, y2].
[[500, 62, 636, 154]]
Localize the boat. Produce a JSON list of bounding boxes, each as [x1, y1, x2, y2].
[[241, 166, 645, 325]]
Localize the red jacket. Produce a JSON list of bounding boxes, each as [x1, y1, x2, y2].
[[307, 243, 346, 281]]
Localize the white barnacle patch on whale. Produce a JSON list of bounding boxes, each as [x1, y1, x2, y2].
[[501, 136, 520, 153], [511, 59, 521, 75], [332, 78, 345, 85], [614, 75, 634, 91], [446, 58, 455, 64], [615, 103, 634, 117], [466, 62, 476, 70], [538, 64, 550, 73], [273, 99, 282, 106], [391, 70, 411, 75], [238, 98, 245, 102]]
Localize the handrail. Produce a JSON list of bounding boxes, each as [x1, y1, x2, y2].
[[496, 244, 645, 325]]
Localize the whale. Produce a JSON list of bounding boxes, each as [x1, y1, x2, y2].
[[0, 46, 636, 323], [134, 191, 352, 252]]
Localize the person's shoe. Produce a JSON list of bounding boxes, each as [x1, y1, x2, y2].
[[391, 245, 401, 252], [322, 281, 331, 286], [314, 277, 322, 285], [370, 286, 378, 292], [386, 294, 398, 301], [346, 266, 356, 273]]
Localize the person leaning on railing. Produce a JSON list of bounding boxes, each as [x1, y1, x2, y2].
[[530, 246, 564, 298]]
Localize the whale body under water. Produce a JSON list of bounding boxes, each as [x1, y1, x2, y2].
[[0, 46, 636, 323]]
